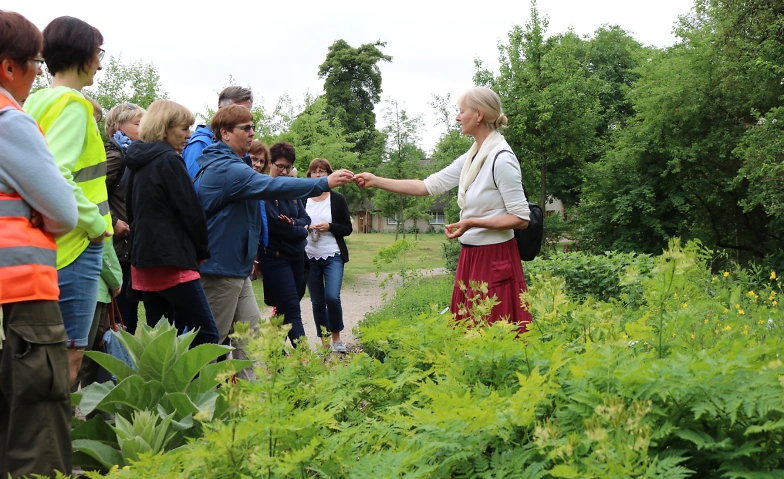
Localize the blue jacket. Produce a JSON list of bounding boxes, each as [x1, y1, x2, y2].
[[195, 141, 329, 277], [183, 125, 213, 180]]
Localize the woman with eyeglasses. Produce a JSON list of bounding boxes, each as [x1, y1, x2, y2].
[[194, 107, 354, 374], [249, 140, 270, 174], [24, 16, 115, 386], [259, 142, 312, 349], [304, 158, 352, 353]]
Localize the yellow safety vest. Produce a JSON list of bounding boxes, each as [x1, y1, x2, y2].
[[32, 91, 112, 269]]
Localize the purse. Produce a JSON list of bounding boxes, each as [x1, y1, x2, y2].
[[97, 298, 135, 382]]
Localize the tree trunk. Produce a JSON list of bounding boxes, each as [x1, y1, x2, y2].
[[398, 194, 405, 239]]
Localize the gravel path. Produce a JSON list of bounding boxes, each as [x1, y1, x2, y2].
[[259, 269, 449, 349]]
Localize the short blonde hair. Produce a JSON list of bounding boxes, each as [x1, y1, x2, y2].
[[459, 87, 508, 130], [104, 103, 145, 136], [139, 100, 194, 142]]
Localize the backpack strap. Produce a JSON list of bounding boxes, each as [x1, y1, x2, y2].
[[491, 149, 515, 189]]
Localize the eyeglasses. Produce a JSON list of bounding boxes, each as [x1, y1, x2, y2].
[[234, 124, 255, 133], [98, 48, 105, 61], [310, 169, 328, 175], [273, 163, 292, 172], [30, 57, 45, 68], [250, 156, 266, 164]]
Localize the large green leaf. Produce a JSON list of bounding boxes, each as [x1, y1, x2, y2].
[[184, 360, 251, 398], [160, 392, 199, 419], [72, 439, 124, 469], [174, 329, 197, 356], [116, 328, 144, 366], [80, 376, 165, 417], [83, 350, 136, 381], [137, 328, 179, 384], [167, 343, 233, 392], [71, 415, 117, 444]]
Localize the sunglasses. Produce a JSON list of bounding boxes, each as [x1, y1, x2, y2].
[[234, 124, 255, 133]]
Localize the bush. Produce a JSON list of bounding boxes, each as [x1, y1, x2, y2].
[[91, 240, 784, 478], [525, 250, 654, 305], [442, 239, 461, 272]]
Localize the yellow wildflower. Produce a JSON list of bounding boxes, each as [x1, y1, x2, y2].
[[774, 301, 778, 306], [682, 302, 688, 308], [758, 320, 765, 325], [712, 276, 717, 282], [704, 319, 709, 323], [691, 334, 695, 339], [743, 329, 749, 335], [748, 291, 756, 297], [771, 271, 777, 280], [622, 333, 628, 338], [715, 329, 719, 334], [735, 303, 741, 309], [724, 271, 730, 277], [723, 309, 729, 313], [738, 310, 745, 315], [724, 325, 731, 331]]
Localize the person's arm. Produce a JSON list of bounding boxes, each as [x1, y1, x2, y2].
[[0, 110, 78, 236], [267, 200, 309, 241], [163, 154, 210, 261], [99, 238, 122, 293], [353, 173, 429, 196], [327, 193, 353, 237], [45, 102, 108, 239], [232, 166, 331, 201], [182, 140, 208, 179]]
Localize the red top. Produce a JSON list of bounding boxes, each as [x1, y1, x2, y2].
[[131, 265, 200, 292]]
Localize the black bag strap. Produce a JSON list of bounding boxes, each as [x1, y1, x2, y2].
[[491, 149, 515, 190]]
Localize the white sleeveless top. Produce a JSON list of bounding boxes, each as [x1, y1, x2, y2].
[[305, 195, 341, 260]]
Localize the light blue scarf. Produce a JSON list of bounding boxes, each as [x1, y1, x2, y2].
[[113, 131, 132, 151]]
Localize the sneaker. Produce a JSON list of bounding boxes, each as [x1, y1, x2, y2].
[[331, 341, 347, 353]]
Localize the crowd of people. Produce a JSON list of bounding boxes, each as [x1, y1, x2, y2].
[[0, 11, 531, 478]]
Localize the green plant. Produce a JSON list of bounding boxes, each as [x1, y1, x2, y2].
[[71, 319, 250, 472]]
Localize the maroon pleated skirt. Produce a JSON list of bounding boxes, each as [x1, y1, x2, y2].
[[450, 238, 532, 331]]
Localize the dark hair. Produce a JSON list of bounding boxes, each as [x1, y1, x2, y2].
[[0, 11, 42, 74], [211, 104, 253, 139], [306, 158, 333, 177], [270, 141, 295, 165], [218, 86, 253, 107], [42, 16, 103, 76], [249, 140, 270, 159]]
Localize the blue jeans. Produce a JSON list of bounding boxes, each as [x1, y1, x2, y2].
[[58, 242, 103, 347], [142, 279, 219, 347], [307, 254, 344, 337], [260, 252, 306, 347]]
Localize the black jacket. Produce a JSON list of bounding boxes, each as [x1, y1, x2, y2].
[[264, 197, 311, 260], [123, 141, 209, 270], [105, 139, 131, 261], [320, 192, 352, 263]]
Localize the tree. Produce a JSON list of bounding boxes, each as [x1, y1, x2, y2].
[[85, 55, 167, 112], [476, 2, 602, 208], [318, 40, 392, 155], [375, 99, 426, 240]]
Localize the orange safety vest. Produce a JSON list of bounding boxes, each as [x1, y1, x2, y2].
[[0, 94, 60, 304]]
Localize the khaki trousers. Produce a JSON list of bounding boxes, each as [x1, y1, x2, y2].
[[200, 275, 260, 380]]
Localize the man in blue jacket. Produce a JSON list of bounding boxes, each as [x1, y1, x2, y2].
[[195, 105, 354, 379], [183, 86, 253, 179]]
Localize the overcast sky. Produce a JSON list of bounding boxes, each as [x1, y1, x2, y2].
[[8, 0, 694, 153]]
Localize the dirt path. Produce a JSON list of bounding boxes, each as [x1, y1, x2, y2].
[[260, 268, 448, 349]]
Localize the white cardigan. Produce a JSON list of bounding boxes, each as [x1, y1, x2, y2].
[[423, 139, 530, 246]]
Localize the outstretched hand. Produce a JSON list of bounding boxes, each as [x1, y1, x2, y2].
[[327, 169, 355, 189], [352, 172, 377, 189]]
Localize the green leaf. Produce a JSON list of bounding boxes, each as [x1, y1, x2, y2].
[[161, 392, 199, 419], [80, 376, 165, 417], [72, 439, 124, 469], [71, 415, 117, 444], [548, 464, 580, 478], [83, 350, 136, 381], [167, 343, 233, 392], [136, 327, 178, 384]]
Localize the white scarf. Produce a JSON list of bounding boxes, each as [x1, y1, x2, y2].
[[457, 130, 505, 210]]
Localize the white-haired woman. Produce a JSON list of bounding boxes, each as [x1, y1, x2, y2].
[[104, 102, 145, 332], [354, 87, 532, 330]]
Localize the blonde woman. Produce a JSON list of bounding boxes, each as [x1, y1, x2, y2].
[[354, 87, 532, 330], [123, 99, 218, 346], [104, 102, 145, 332]]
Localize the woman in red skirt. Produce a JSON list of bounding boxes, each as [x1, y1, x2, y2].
[[354, 87, 532, 331]]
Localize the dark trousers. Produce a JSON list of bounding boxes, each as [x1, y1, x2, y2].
[[142, 279, 220, 346], [307, 254, 345, 337], [115, 262, 139, 334], [260, 252, 306, 347], [0, 300, 71, 478]]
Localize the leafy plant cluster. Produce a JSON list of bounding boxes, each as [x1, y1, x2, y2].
[[88, 240, 782, 478], [525, 250, 654, 305], [71, 319, 249, 472]]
